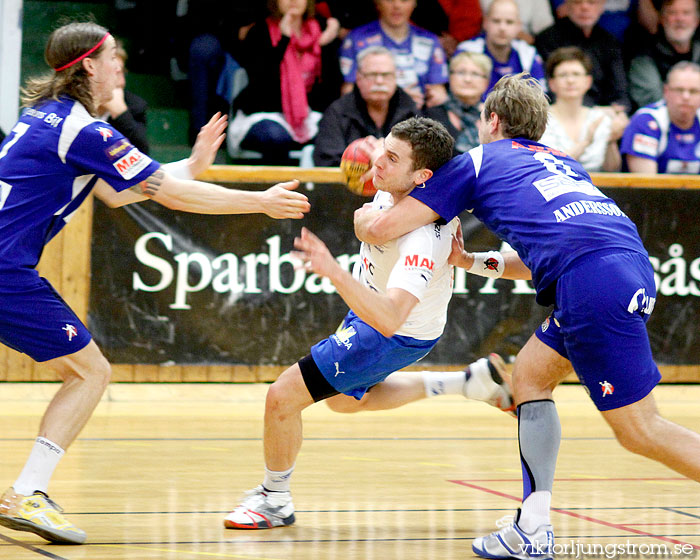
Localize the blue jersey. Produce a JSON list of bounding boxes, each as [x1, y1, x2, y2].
[[0, 97, 160, 274], [410, 138, 648, 305], [455, 36, 546, 97], [339, 21, 448, 93], [620, 101, 700, 174]]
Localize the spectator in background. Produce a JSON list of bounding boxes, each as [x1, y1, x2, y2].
[[314, 47, 416, 165], [339, 0, 449, 109], [182, 3, 266, 141], [540, 47, 628, 171], [536, 0, 631, 111], [552, 0, 659, 43], [423, 52, 491, 153], [480, 0, 554, 43], [97, 41, 149, 154], [456, 0, 546, 97], [622, 61, 700, 172], [228, 0, 341, 164], [629, 0, 700, 110], [425, 0, 483, 56]]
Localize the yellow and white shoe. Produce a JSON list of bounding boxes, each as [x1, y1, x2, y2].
[[0, 487, 86, 544]]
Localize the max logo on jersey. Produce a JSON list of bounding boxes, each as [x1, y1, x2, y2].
[[404, 255, 434, 270], [62, 324, 78, 341], [96, 126, 113, 142], [600, 380, 614, 397], [114, 148, 152, 180]]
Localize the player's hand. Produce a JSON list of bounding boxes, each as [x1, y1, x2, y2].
[[187, 112, 227, 178], [292, 227, 339, 278], [355, 137, 381, 186], [261, 180, 310, 219], [448, 221, 472, 268], [103, 87, 128, 118]]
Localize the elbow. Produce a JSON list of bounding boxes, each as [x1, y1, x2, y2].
[[375, 316, 404, 338]]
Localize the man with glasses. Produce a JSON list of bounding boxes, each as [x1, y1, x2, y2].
[[455, 0, 546, 96], [339, 0, 449, 109], [622, 61, 700, 173], [314, 46, 417, 166]]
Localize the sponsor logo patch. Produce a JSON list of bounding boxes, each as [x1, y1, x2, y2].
[[113, 148, 152, 180], [105, 139, 132, 160], [96, 126, 113, 141], [631, 133, 658, 157]]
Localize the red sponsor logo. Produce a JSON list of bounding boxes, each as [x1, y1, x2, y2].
[[405, 255, 435, 270]]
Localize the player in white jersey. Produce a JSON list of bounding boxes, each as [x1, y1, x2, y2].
[[223, 117, 514, 530], [0, 21, 310, 545]]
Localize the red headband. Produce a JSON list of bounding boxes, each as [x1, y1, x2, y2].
[[53, 33, 111, 72]]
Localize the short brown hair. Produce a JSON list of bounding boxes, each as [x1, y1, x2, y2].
[[483, 73, 549, 141], [390, 117, 454, 171], [545, 46, 593, 79], [21, 21, 110, 116]]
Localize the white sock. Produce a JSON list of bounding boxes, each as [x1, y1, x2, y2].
[[463, 358, 498, 401], [263, 464, 294, 493], [421, 371, 466, 397], [519, 491, 551, 533], [14, 437, 65, 495]]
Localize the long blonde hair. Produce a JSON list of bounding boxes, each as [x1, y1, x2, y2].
[[484, 73, 550, 141], [21, 22, 109, 116]]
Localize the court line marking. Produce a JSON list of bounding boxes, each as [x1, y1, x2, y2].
[[94, 543, 283, 559], [663, 508, 700, 521], [450, 480, 700, 549], [0, 531, 70, 559]]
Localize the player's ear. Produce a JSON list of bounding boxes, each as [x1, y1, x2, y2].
[[82, 57, 96, 76], [413, 168, 433, 185]]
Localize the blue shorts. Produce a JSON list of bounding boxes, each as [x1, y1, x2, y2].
[[310, 310, 439, 400], [536, 251, 661, 411], [0, 274, 92, 362]]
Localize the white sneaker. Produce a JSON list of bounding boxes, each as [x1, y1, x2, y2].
[[224, 486, 295, 529], [464, 353, 516, 417], [472, 511, 554, 560]]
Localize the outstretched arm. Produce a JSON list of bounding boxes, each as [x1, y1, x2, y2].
[[354, 196, 439, 245], [293, 227, 418, 337]]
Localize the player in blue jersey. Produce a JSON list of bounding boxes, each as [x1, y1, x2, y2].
[[0, 22, 310, 545], [354, 73, 700, 559]]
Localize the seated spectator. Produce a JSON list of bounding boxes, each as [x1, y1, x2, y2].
[[536, 0, 631, 111], [552, 0, 659, 43], [426, 0, 483, 55], [629, 0, 700, 110], [97, 41, 149, 155], [540, 47, 628, 171], [313, 46, 417, 165], [621, 61, 700, 173], [183, 3, 266, 140], [228, 0, 341, 164], [339, 0, 449, 109], [456, 0, 546, 96], [480, 0, 554, 44], [423, 52, 491, 153]]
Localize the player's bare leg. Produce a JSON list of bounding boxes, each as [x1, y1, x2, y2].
[[0, 341, 111, 544], [225, 363, 313, 529], [326, 354, 515, 415], [602, 392, 700, 481]]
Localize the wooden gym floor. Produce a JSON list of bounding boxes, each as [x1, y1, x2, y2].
[[1, 382, 699, 560]]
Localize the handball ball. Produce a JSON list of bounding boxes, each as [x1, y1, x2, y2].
[[340, 138, 377, 197]]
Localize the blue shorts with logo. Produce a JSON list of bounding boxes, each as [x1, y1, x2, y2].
[[535, 251, 661, 411], [0, 273, 92, 362], [310, 310, 439, 400]]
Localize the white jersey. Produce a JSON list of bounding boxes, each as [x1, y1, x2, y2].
[[356, 190, 458, 340]]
